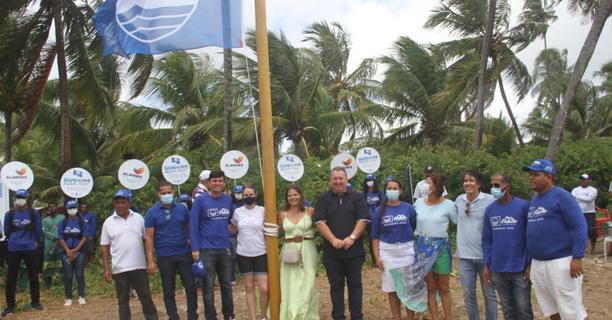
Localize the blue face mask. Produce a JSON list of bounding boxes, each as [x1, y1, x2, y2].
[[386, 190, 400, 201], [160, 194, 174, 205], [491, 187, 504, 199]]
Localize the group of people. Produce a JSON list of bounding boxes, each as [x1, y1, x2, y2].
[[1, 157, 597, 320]]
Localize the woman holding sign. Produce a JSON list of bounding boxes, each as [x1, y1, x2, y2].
[[277, 185, 319, 320]]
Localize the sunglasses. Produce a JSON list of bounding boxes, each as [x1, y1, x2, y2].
[[465, 202, 471, 215]]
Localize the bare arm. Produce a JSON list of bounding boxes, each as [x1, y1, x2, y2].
[[277, 211, 286, 232], [372, 239, 384, 270], [144, 227, 156, 275], [316, 222, 343, 249], [343, 220, 367, 250], [100, 244, 112, 283]]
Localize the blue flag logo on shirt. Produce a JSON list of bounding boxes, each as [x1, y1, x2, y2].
[[94, 0, 243, 56]]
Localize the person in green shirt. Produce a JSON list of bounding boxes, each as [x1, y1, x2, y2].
[[42, 201, 64, 289]]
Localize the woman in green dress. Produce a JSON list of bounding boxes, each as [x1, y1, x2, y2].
[[278, 184, 319, 320]]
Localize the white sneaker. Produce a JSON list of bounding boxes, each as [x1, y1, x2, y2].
[[78, 297, 86, 305], [64, 299, 72, 306]]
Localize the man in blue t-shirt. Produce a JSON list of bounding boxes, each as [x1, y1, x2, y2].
[[2, 189, 43, 316], [79, 202, 97, 266], [482, 173, 533, 320], [523, 159, 587, 320], [145, 181, 197, 320], [190, 170, 234, 320]]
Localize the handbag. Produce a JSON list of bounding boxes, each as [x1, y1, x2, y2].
[[282, 214, 305, 264]]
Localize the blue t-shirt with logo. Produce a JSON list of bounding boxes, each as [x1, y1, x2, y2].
[[526, 186, 587, 261], [58, 217, 93, 250], [482, 196, 529, 273], [81, 211, 97, 237], [370, 202, 417, 243], [190, 193, 233, 250], [365, 190, 385, 218], [3, 208, 42, 252], [145, 202, 191, 257]]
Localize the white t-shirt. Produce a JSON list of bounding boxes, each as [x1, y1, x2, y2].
[[231, 205, 266, 257], [571, 186, 598, 213], [100, 210, 146, 274], [413, 179, 448, 199]]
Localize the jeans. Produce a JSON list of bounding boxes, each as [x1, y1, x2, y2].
[[62, 252, 85, 299], [158, 254, 198, 320], [113, 269, 158, 320], [458, 258, 498, 320], [491, 272, 533, 320], [322, 254, 365, 320], [229, 236, 238, 282], [5, 250, 40, 308], [200, 248, 234, 320]]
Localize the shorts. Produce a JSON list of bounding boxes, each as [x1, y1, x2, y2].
[[431, 248, 451, 275], [236, 253, 268, 276], [530, 256, 587, 319], [379, 241, 414, 292]]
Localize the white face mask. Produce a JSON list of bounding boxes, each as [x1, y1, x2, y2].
[[14, 199, 27, 207], [366, 181, 374, 188], [67, 209, 78, 216]]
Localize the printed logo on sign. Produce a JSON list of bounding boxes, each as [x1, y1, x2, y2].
[[133, 167, 145, 175], [342, 158, 353, 166], [115, 0, 198, 43], [16, 168, 27, 176], [286, 156, 294, 163], [528, 206, 548, 219], [171, 157, 180, 164], [73, 170, 83, 178], [233, 156, 244, 164], [364, 149, 372, 155]]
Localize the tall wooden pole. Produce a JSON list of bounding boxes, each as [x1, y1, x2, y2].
[[254, 0, 280, 318]]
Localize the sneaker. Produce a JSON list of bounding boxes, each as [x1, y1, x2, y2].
[[64, 299, 72, 307], [2, 307, 14, 316], [31, 303, 44, 311], [78, 297, 86, 305]]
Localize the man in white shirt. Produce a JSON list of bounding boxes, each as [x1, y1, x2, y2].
[[413, 166, 448, 200], [571, 174, 598, 255], [192, 170, 211, 201], [101, 189, 158, 320]]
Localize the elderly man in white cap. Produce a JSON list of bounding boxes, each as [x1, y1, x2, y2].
[[571, 174, 598, 255], [192, 169, 211, 201]]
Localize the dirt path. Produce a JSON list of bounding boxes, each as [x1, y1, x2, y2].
[[5, 252, 612, 319]]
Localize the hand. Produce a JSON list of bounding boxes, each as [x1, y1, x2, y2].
[[375, 257, 385, 271], [147, 261, 157, 275], [67, 250, 76, 261], [263, 222, 280, 237], [342, 237, 355, 250], [523, 265, 531, 284], [191, 251, 200, 262], [483, 265, 491, 285], [332, 238, 344, 249], [104, 269, 112, 283], [570, 259, 583, 278]]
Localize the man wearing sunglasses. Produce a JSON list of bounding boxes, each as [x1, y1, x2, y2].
[[523, 159, 587, 320], [482, 174, 533, 319]]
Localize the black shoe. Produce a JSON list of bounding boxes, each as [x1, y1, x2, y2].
[[31, 303, 43, 311], [2, 306, 15, 316]]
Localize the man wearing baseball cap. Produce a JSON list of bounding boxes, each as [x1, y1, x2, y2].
[[523, 159, 587, 320], [192, 170, 211, 201], [571, 174, 598, 255], [2, 189, 43, 316], [100, 189, 158, 320], [413, 165, 448, 200]]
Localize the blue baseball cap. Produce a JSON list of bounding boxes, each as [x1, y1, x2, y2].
[[192, 260, 206, 279], [179, 194, 190, 202], [65, 200, 78, 209], [113, 189, 132, 201], [234, 185, 244, 193], [523, 159, 557, 175], [15, 189, 29, 198], [365, 173, 377, 181], [346, 183, 353, 191]]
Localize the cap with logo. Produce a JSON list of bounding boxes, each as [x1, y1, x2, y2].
[[192, 260, 206, 278], [65, 200, 78, 209], [113, 188, 132, 201], [179, 194, 190, 202], [199, 170, 211, 180], [234, 184, 244, 193], [522, 159, 557, 175], [15, 189, 29, 198], [579, 173, 590, 180], [365, 173, 377, 181]]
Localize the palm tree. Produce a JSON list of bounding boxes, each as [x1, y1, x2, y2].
[[475, 0, 498, 148], [545, 0, 612, 159], [513, 0, 559, 50]]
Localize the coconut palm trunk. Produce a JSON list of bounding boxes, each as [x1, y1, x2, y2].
[[53, 0, 71, 171], [546, 0, 612, 159], [4, 110, 12, 162], [498, 77, 525, 147], [223, 48, 233, 152], [475, 0, 497, 148]]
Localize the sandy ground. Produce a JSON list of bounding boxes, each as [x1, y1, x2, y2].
[[3, 247, 612, 320]]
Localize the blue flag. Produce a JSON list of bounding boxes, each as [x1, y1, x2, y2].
[[94, 0, 243, 56]]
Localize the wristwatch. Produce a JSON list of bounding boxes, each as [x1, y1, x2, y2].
[[349, 234, 357, 241]]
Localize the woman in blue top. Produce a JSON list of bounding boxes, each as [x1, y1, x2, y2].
[[362, 173, 384, 266], [371, 178, 417, 320], [58, 200, 93, 306]]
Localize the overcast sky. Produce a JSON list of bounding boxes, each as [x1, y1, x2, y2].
[[218, 0, 611, 124]]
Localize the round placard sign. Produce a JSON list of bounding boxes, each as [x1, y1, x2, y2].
[[118, 159, 150, 190], [60, 167, 94, 198], [162, 155, 191, 185], [277, 154, 304, 182], [0, 161, 34, 191], [330, 153, 358, 180], [356, 147, 381, 173], [220, 150, 249, 179]]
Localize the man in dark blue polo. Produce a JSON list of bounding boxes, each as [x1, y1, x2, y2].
[[145, 181, 197, 320]]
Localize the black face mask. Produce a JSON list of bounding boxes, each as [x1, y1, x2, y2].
[[243, 197, 256, 205]]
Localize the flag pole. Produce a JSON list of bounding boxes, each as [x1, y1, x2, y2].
[[254, 0, 280, 319]]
